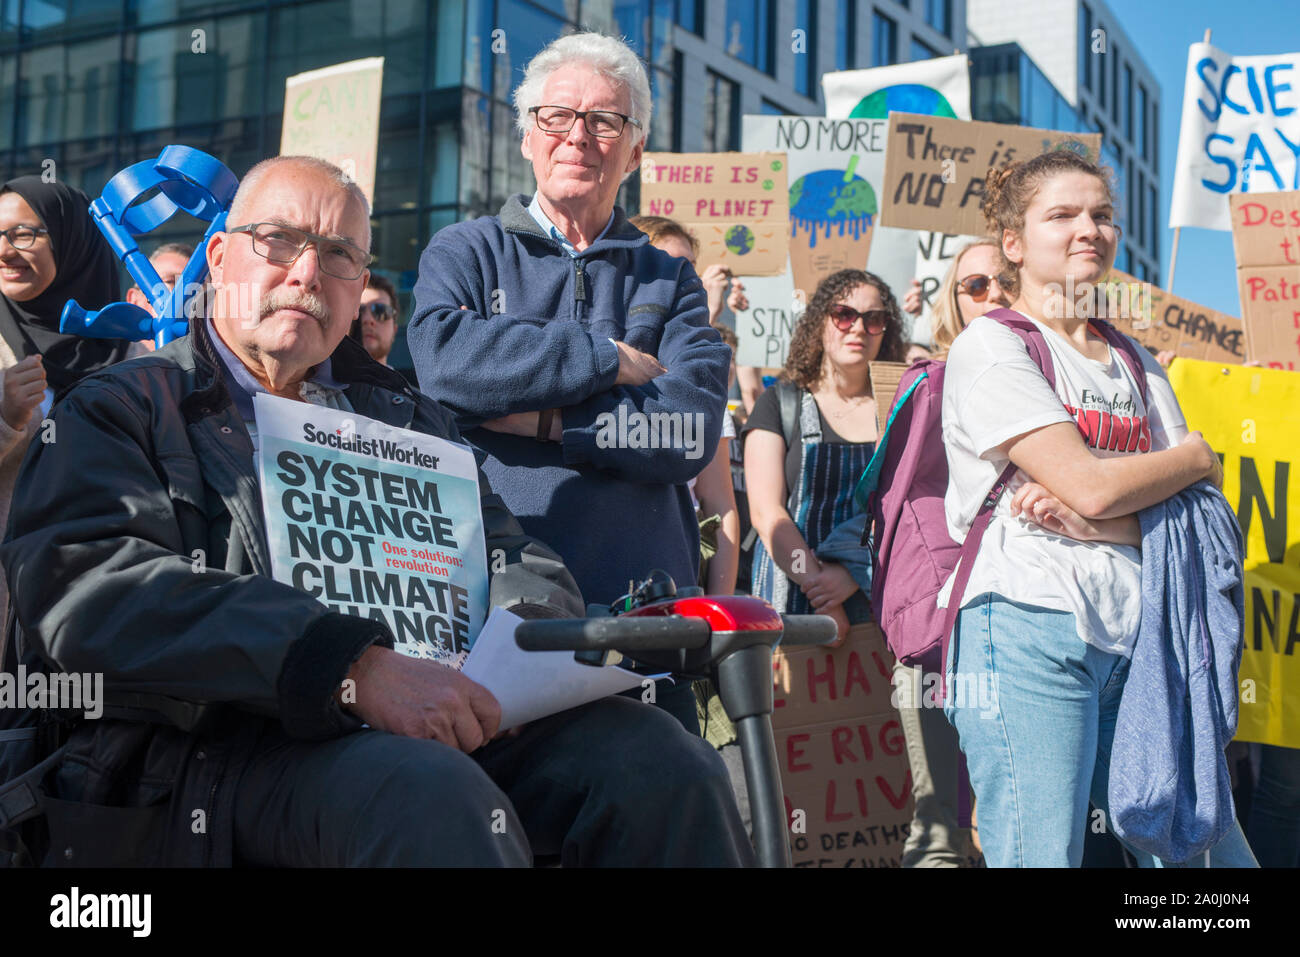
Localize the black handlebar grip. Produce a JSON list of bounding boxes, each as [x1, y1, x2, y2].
[[516, 616, 711, 653], [779, 614, 839, 646]]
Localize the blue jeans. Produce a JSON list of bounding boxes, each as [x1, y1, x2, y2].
[[1246, 744, 1300, 867], [946, 593, 1257, 868]]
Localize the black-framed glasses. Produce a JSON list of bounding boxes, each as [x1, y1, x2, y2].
[[528, 105, 642, 138], [957, 274, 1006, 302], [227, 222, 373, 280], [0, 225, 49, 249], [359, 301, 395, 323], [828, 304, 889, 335]]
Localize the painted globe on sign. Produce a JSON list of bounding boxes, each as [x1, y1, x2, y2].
[[789, 170, 877, 228], [849, 83, 959, 119], [725, 224, 755, 255]]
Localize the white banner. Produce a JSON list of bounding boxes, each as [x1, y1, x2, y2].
[[1169, 42, 1300, 231], [255, 395, 489, 665], [735, 115, 901, 367], [822, 54, 972, 122]]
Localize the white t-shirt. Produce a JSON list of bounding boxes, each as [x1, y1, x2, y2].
[[937, 313, 1189, 656]]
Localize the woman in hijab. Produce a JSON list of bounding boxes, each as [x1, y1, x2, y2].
[[0, 176, 130, 629]]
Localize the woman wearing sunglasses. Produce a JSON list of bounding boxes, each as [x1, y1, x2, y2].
[[743, 269, 906, 644]]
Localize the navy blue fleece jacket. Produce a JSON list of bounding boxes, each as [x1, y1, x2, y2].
[[407, 194, 731, 606]]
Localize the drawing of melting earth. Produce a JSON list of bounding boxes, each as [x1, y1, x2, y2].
[[788, 168, 878, 299], [725, 224, 755, 256], [849, 83, 960, 119]]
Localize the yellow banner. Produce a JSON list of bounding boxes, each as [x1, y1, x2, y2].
[[1169, 359, 1300, 748]]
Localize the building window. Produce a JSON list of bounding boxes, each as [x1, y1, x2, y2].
[[835, 0, 857, 71], [760, 97, 790, 115], [924, 0, 951, 39], [1098, 22, 1107, 109], [725, 0, 774, 75], [1079, 3, 1092, 92], [1151, 101, 1158, 167], [794, 0, 817, 97], [911, 36, 939, 62], [872, 11, 897, 67], [1147, 182, 1158, 256], [704, 69, 739, 151], [1110, 44, 1120, 123], [675, 0, 703, 34], [1138, 84, 1149, 163], [1126, 158, 1134, 240], [1135, 168, 1145, 250], [1123, 64, 1133, 141]]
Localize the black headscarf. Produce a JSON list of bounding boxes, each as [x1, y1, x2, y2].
[[0, 176, 131, 392]]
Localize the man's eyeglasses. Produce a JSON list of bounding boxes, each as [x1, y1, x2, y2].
[[957, 274, 1005, 302], [528, 105, 641, 139], [0, 225, 49, 250], [227, 222, 373, 280], [828, 304, 889, 335], [359, 301, 395, 323]]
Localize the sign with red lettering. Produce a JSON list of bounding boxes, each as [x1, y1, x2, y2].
[[640, 152, 789, 275], [1096, 269, 1246, 364], [772, 623, 916, 867], [878, 113, 1102, 236], [1230, 191, 1300, 371]]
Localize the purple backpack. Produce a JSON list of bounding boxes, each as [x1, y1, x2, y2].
[[854, 309, 1150, 673]]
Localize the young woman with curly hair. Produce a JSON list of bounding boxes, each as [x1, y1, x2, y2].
[[940, 149, 1256, 867], [742, 269, 906, 643]]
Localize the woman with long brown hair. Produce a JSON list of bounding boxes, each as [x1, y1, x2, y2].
[[743, 269, 906, 642]]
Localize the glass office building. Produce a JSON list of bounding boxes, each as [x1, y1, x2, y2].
[[0, 0, 689, 369]]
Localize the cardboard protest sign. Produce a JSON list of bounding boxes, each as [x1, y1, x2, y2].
[[640, 152, 790, 275], [1230, 191, 1300, 370], [280, 57, 384, 206], [1169, 360, 1300, 749], [879, 114, 1102, 236], [1095, 269, 1246, 364], [772, 623, 930, 868], [733, 115, 899, 367], [1170, 43, 1300, 231], [822, 55, 972, 122], [912, 231, 983, 344], [869, 361, 909, 436], [255, 395, 489, 665]]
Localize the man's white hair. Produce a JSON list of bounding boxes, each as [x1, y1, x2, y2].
[[512, 32, 652, 144], [227, 155, 372, 249]]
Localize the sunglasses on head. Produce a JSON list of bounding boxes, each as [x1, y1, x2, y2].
[[828, 304, 889, 335], [358, 301, 395, 322], [957, 274, 1005, 302]]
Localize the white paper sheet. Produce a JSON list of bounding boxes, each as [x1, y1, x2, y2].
[[462, 608, 667, 730]]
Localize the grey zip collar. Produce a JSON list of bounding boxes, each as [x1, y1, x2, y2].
[[499, 194, 647, 255]]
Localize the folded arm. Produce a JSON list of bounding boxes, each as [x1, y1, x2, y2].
[[558, 279, 730, 485], [406, 231, 620, 425]]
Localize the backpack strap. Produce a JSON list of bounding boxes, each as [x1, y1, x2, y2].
[[776, 381, 800, 453]]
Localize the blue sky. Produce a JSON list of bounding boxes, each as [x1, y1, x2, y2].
[[1106, 0, 1297, 315]]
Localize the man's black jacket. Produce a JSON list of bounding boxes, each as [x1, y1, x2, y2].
[[0, 316, 585, 866]]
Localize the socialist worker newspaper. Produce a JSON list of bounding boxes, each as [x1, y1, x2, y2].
[[255, 394, 489, 665]]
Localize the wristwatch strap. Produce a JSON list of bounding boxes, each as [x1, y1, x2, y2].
[[536, 408, 556, 442]]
